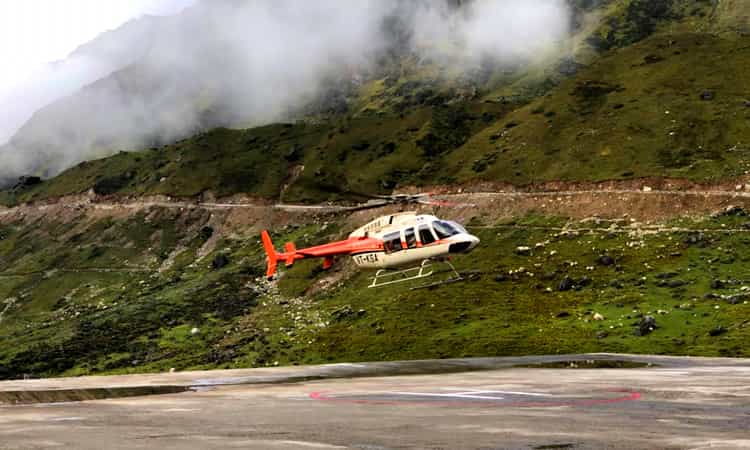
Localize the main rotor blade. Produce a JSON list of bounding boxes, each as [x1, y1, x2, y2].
[[418, 198, 476, 207]]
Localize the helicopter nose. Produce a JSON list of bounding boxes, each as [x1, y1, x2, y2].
[[448, 234, 481, 254], [468, 234, 480, 250]]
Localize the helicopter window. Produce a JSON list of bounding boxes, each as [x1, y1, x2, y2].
[[418, 224, 436, 245], [404, 228, 417, 248], [432, 221, 461, 239], [447, 220, 468, 234], [383, 232, 403, 253]]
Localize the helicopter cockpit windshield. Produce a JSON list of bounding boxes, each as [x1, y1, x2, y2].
[[432, 220, 467, 239]]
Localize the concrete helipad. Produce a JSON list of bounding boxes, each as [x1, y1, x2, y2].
[[1, 354, 750, 449]]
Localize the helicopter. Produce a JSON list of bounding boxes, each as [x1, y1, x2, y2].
[[261, 193, 480, 289]]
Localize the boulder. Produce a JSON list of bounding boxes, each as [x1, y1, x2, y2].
[[515, 246, 532, 256], [598, 255, 615, 266], [541, 272, 557, 281], [211, 254, 230, 270], [726, 296, 743, 305], [655, 272, 679, 279], [684, 233, 707, 246], [635, 315, 657, 336], [716, 205, 746, 217], [332, 305, 356, 322], [12, 175, 42, 191], [658, 279, 686, 288], [199, 226, 214, 240], [558, 276, 575, 292]]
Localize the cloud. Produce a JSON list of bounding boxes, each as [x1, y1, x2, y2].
[[0, 0, 571, 184], [0, 0, 197, 145]]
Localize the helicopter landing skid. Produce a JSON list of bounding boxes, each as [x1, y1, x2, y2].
[[368, 259, 463, 290]]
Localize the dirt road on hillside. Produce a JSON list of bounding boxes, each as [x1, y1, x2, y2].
[[5, 187, 750, 224]]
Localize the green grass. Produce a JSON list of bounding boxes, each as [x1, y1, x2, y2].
[[446, 30, 750, 185], [3, 207, 750, 380], [298, 218, 750, 361]]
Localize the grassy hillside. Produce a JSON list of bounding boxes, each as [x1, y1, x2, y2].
[[448, 31, 750, 184], [2, 206, 750, 379]]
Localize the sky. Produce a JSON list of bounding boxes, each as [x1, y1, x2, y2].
[[0, 0, 195, 89], [0, 0, 196, 143]]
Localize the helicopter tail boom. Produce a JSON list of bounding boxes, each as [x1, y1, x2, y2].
[[261, 230, 384, 279]]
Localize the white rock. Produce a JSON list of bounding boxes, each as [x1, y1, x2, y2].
[[190, 327, 200, 335], [593, 313, 605, 321], [643, 186, 653, 192]]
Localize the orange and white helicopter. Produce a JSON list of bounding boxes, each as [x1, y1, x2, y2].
[[261, 194, 480, 288]]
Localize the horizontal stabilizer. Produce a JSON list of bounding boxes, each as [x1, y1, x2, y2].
[[284, 242, 297, 267]]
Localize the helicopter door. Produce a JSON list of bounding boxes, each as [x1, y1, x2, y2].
[[383, 232, 403, 254], [418, 224, 436, 245], [404, 228, 417, 249]]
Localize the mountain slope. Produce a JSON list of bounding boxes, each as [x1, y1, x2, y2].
[[4, 0, 750, 205], [5, 0, 750, 380]]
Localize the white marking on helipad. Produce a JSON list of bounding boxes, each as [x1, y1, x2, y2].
[[390, 390, 552, 400], [273, 441, 347, 449], [479, 390, 552, 397], [436, 387, 554, 397], [392, 391, 505, 400], [48, 417, 83, 422]]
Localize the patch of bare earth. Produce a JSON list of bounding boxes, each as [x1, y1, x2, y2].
[[7, 177, 750, 235]]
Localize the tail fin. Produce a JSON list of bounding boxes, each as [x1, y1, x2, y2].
[[261, 231, 280, 280]]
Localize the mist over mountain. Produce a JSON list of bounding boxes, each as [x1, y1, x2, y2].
[[0, 15, 161, 145], [0, 0, 571, 186]]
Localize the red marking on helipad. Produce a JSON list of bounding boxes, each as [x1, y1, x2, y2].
[[308, 389, 641, 408]]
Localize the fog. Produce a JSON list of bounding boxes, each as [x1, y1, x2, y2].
[[0, 0, 571, 184], [0, 15, 160, 145]]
